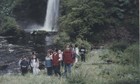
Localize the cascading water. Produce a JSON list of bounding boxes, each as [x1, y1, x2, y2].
[[43, 0, 60, 46], [24, 0, 60, 32], [40, 0, 60, 32], [26, 0, 60, 47]]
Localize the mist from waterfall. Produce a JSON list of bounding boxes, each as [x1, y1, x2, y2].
[[24, 0, 59, 32], [40, 0, 60, 32]]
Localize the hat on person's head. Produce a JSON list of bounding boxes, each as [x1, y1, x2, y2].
[[54, 48, 58, 52], [32, 51, 36, 55]]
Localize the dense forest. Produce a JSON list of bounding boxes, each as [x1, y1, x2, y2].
[[58, 0, 139, 44], [0, 0, 139, 84], [0, 0, 139, 44]]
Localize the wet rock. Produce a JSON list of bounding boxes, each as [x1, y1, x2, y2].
[[0, 65, 8, 70]]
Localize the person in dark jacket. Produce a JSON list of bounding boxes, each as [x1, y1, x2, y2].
[[19, 57, 29, 76], [79, 45, 86, 62], [63, 45, 74, 76], [52, 49, 61, 77]]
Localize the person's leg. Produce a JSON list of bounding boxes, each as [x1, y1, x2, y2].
[[21, 68, 24, 75], [31, 67, 33, 73], [55, 66, 61, 76], [67, 64, 72, 74], [47, 67, 50, 76], [64, 63, 67, 76], [57, 65, 61, 76], [33, 67, 36, 75], [21, 67, 27, 76], [24, 67, 28, 74], [48, 67, 53, 76], [83, 54, 86, 62], [61, 61, 64, 68], [53, 66, 57, 76], [81, 54, 84, 62], [75, 57, 78, 63], [50, 67, 53, 75]]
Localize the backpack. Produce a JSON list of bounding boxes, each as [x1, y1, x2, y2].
[[20, 60, 29, 68]]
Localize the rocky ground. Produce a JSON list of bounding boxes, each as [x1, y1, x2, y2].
[[0, 37, 33, 75]]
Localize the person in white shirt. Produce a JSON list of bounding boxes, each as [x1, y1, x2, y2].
[[58, 50, 63, 67], [30, 53, 40, 75], [74, 45, 79, 63]]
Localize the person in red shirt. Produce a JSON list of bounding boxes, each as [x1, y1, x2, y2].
[[52, 49, 61, 77], [63, 45, 74, 76]]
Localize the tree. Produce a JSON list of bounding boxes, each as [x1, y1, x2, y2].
[[58, 0, 139, 44]]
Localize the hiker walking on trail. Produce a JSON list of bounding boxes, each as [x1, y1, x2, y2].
[[45, 49, 53, 76], [19, 57, 29, 76], [79, 44, 86, 62], [74, 44, 79, 63], [69, 44, 76, 64], [52, 49, 61, 77], [58, 50, 63, 67], [63, 45, 73, 76], [30, 52, 40, 75]]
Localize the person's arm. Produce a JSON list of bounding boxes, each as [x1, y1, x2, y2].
[[62, 52, 65, 61], [37, 58, 39, 64], [44, 60, 47, 68], [18, 59, 22, 66], [58, 54, 62, 61], [36, 58, 40, 68], [50, 55, 53, 60], [76, 48, 79, 56]]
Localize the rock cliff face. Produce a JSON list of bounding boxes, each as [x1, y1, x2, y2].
[[13, 0, 47, 29], [0, 37, 32, 75]]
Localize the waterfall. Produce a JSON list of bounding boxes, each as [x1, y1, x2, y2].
[[24, 0, 60, 32], [25, 0, 59, 46], [40, 0, 60, 32]]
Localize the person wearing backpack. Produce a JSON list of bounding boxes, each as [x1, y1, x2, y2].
[[74, 44, 80, 63], [63, 45, 73, 77], [79, 44, 86, 62], [52, 49, 61, 77], [58, 49, 63, 67], [19, 57, 29, 76]]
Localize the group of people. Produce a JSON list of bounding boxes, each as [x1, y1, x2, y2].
[[19, 44, 86, 77], [19, 52, 40, 75]]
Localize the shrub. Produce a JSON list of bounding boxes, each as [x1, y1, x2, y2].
[[108, 41, 129, 52], [123, 43, 139, 67], [66, 68, 89, 84], [54, 32, 70, 49], [99, 50, 122, 64], [75, 38, 91, 52], [0, 16, 22, 36]]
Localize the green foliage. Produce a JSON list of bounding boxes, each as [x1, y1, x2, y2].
[[101, 42, 139, 67], [0, 0, 24, 37], [100, 64, 139, 84], [0, 73, 66, 84], [123, 43, 139, 67], [0, 0, 21, 16], [75, 38, 91, 52], [67, 70, 87, 84], [54, 32, 70, 49], [109, 41, 129, 52], [59, 0, 139, 43], [0, 16, 22, 36]]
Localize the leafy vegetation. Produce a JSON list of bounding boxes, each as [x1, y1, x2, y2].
[[0, 48, 139, 84], [59, 0, 138, 44], [101, 42, 139, 66], [0, 0, 139, 84]]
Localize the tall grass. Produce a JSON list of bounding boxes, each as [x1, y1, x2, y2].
[[0, 73, 66, 84], [0, 42, 139, 84]]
